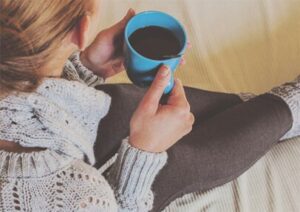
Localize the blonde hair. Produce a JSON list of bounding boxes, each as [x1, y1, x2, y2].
[[0, 0, 90, 96]]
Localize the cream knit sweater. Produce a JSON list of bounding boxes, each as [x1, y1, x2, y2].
[[0, 53, 167, 211], [1, 51, 299, 211]]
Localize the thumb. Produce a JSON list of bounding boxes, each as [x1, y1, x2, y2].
[[110, 8, 135, 34], [138, 65, 171, 114]]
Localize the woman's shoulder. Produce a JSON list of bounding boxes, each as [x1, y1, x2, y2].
[[0, 149, 118, 211]]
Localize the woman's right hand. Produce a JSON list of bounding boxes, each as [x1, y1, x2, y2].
[[129, 65, 195, 153]]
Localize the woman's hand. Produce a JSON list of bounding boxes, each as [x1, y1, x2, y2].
[[129, 65, 195, 153], [80, 9, 135, 79]]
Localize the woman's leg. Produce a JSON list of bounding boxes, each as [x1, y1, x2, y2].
[[150, 75, 300, 211], [93, 84, 242, 168], [151, 93, 292, 211], [93, 77, 299, 212]]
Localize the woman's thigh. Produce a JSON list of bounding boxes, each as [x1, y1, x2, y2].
[[93, 83, 241, 168], [151, 94, 292, 211], [93, 84, 292, 211]]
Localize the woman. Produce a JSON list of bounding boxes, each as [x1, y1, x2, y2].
[[0, 0, 299, 211]]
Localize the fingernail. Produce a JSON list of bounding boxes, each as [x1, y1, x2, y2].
[[160, 65, 170, 77]]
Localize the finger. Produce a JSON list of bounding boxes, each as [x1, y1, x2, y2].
[[186, 113, 195, 134], [138, 65, 171, 114], [109, 8, 135, 34], [189, 113, 195, 125], [187, 41, 192, 49], [167, 78, 189, 108], [179, 57, 186, 66]]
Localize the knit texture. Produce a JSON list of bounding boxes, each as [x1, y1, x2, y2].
[[0, 150, 118, 211], [237, 92, 257, 102], [0, 78, 111, 165], [0, 56, 168, 211], [107, 138, 167, 211], [0, 139, 167, 211], [63, 51, 105, 87]]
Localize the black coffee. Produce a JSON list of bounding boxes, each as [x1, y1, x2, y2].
[[129, 26, 181, 60]]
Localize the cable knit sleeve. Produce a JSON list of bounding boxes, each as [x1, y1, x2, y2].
[[62, 51, 105, 87], [106, 137, 168, 212]]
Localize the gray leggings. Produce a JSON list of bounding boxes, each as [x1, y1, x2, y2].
[[93, 84, 292, 212]]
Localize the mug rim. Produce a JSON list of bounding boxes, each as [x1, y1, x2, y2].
[[124, 10, 187, 62]]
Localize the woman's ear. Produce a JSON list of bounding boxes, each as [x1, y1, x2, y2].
[[70, 15, 91, 50]]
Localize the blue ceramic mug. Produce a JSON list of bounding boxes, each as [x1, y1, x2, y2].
[[124, 11, 187, 94]]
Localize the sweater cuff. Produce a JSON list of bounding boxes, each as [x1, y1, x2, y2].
[[63, 51, 105, 87], [107, 137, 167, 207]]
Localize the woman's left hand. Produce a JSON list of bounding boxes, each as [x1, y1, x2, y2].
[[80, 9, 135, 79]]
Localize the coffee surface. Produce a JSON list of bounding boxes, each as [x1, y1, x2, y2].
[[129, 26, 181, 60]]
